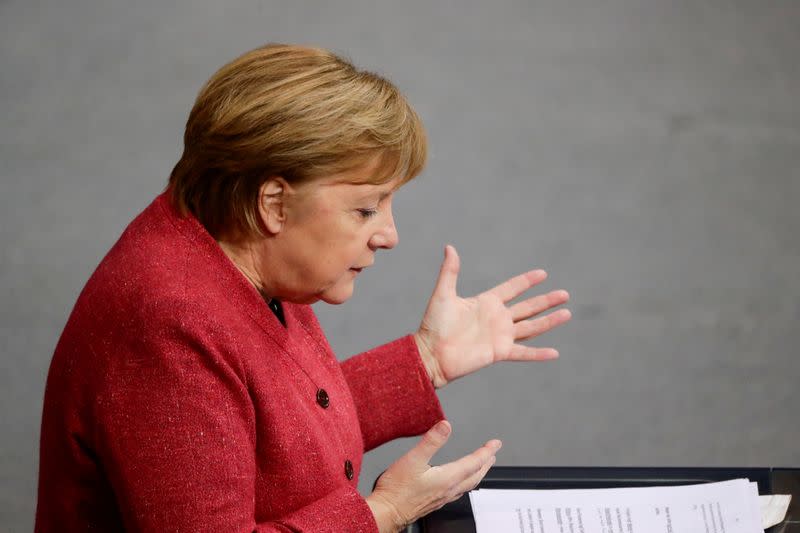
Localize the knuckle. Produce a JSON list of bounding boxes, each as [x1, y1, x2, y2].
[[423, 433, 442, 448], [424, 429, 440, 442], [477, 451, 492, 466]]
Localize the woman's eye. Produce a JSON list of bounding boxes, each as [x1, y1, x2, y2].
[[357, 208, 378, 219]]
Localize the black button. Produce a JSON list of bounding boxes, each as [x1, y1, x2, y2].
[[316, 388, 330, 409], [344, 459, 354, 480]]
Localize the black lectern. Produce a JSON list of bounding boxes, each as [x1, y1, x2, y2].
[[387, 466, 800, 532]]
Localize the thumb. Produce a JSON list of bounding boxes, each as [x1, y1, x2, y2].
[[405, 420, 452, 466], [433, 245, 460, 298]]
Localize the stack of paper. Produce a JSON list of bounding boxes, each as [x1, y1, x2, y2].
[[468, 478, 791, 532]]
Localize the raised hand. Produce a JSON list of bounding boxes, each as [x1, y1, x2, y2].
[[415, 245, 571, 389], [366, 421, 500, 532]]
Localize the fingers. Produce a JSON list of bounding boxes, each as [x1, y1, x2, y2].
[[509, 289, 570, 322], [450, 454, 496, 499], [377, 433, 501, 525], [507, 344, 560, 361], [485, 269, 547, 303], [436, 439, 501, 489], [406, 420, 452, 466], [433, 245, 460, 298], [513, 308, 572, 342]]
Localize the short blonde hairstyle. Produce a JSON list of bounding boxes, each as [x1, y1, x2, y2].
[[168, 43, 428, 239]]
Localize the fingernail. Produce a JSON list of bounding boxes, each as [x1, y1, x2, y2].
[[436, 421, 451, 436]]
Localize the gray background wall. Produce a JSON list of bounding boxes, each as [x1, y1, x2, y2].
[[2, 0, 798, 530]]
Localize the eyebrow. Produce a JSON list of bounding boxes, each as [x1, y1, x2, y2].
[[355, 187, 395, 204]]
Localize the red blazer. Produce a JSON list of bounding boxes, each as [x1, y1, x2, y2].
[[35, 191, 445, 532]]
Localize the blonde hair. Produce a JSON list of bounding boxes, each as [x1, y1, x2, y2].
[[168, 43, 428, 239]]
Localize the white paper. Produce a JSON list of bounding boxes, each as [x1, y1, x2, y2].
[[759, 493, 792, 529], [469, 478, 767, 533]]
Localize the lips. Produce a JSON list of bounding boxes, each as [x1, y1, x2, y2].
[[350, 263, 373, 272]]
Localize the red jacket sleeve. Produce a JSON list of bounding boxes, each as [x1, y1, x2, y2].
[[93, 323, 378, 533], [340, 335, 445, 452]]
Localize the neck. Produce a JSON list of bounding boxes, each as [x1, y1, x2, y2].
[[217, 239, 273, 302]]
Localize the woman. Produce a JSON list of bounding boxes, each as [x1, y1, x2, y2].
[[35, 44, 571, 532]]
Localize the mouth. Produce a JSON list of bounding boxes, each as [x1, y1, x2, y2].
[[350, 260, 374, 274]]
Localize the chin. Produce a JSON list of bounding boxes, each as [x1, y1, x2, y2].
[[318, 282, 355, 305]]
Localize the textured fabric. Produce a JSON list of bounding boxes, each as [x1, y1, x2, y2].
[[35, 191, 445, 532], [341, 336, 447, 453]]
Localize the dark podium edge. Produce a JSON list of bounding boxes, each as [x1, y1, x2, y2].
[[372, 466, 800, 532]]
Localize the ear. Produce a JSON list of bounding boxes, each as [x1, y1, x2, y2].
[[258, 177, 290, 234]]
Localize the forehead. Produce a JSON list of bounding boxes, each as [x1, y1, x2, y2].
[[313, 179, 398, 207], [312, 156, 403, 199]]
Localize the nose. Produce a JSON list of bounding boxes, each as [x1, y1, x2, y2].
[[369, 207, 399, 251]]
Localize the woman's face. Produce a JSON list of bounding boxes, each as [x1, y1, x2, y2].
[[263, 156, 402, 305]]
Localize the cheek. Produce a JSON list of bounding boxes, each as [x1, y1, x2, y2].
[[294, 209, 369, 276], [304, 229, 359, 277], [298, 211, 346, 261], [326, 223, 370, 262], [326, 244, 361, 275]]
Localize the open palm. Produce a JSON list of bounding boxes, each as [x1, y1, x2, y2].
[[414, 246, 572, 389]]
